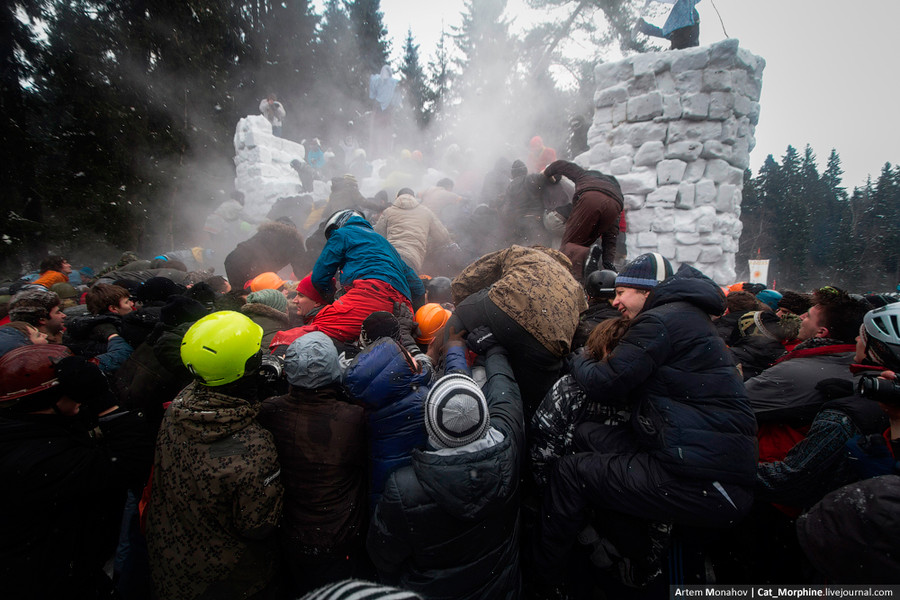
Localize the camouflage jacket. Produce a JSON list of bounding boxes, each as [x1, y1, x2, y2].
[[451, 245, 587, 357], [146, 382, 283, 600]]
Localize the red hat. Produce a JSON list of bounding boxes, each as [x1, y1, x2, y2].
[[295, 274, 324, 305]]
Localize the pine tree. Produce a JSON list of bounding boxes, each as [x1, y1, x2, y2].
[[399, 29, 428, 129], [0, 0, 48, 270]]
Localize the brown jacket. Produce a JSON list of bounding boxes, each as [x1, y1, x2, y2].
[[374, 194, 452, 272], [257, 385, 367, 553], [452, 245, 587, 357]]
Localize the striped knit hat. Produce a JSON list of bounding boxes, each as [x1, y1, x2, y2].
[[300, 579, 422, 600], [615, 252, 673, 291], [424, 373, 489, 449]]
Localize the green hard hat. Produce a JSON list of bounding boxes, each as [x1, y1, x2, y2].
[[181, 311, 263, 386]]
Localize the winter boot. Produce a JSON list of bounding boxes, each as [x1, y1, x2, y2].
[[582, 243, 603, 280]]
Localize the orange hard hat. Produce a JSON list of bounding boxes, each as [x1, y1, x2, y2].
[[249, 272, 285, 292], [415, 303, 452, 345], [727, 282, 746, 294]]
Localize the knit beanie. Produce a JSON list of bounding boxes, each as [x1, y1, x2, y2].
[[296, 274, 325, 305], [424, 373, 489, 449], [300, 580, 422, 600], [360, 311, 401, 347], [246, 288, 288, 313], [50, 283, 78, 300], [777, 291, 813, 316], [615, 253, 673, 291], [738, 311, 801, 342], [284, 331, 341, 388]]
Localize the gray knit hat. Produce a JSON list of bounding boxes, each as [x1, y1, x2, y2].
[[424, 373, 489, 449], [284, 331, 341, 388], [246, 288, 288, 313]]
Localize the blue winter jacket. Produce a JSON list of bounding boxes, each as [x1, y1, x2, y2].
[[312, 215, 425, 302], [343, 337, 434, 511], [572, 264, 758, 485]]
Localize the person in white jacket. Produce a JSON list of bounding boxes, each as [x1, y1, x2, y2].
[[259, 93, 286, 137]]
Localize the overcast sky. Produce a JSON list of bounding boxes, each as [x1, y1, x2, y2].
[[379, 0, 900, 189]]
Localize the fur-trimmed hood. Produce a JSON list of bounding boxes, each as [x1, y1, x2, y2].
[[257, 220, 303, 243], [240, 302, 289, 326]]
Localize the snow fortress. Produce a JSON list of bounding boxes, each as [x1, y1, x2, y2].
[[583, 39, 765, 284], [232, 115, 330, 222]]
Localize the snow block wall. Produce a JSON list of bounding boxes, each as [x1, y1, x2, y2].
[[233, 115, 329, 221], [585, 39, 765, 283]]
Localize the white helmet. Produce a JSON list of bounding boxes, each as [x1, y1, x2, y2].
[[324, 209, 364, 239], [863, 303, 900, 369]]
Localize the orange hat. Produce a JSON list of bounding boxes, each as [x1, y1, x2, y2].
[[727, 282, 747, 295], [249, 272, 284, 292], [415, 303, 452, 345]]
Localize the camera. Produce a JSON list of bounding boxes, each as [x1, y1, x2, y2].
[[258, 353, 285, 384], [857, 374, 900, 406]]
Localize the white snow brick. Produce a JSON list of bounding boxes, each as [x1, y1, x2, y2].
[[684, 159, 707, 182], [627, 92, 664, 121], [634, 141, 666, 166], [694, 179, 717, 206], [618, 170, 658, 195], [657, 160, 687, 185], [610, 156, 634, 175], [682, 93, 710, 120], [646, 185, 678, 206], [666, 141, 703, 161], [675, 182, 696, 209]]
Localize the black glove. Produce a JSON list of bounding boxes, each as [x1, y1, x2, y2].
[[91, 321, 120, 342], [467, 326, 502, 356], [815, 378, 855, 400]]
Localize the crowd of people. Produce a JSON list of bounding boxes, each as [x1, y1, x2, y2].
[[2, 154, 899, 600]]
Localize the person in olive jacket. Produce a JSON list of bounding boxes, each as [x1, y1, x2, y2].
[[366, 329, 525, 600]]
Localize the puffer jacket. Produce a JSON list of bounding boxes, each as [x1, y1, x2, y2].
[[343, 337, 433, 511], [374, 194, 452, 272], [146, 382, 283, 600], [571, 264, 758, 485], [366, 351, 524, 600], [313, 215, 425, 302], [451, 245, 587, 357]]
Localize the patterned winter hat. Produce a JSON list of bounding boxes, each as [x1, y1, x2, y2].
[[424, 373, 489, 449], [615, 252, 673, 291], [246, 288, 288, 313], [300, 579, 422, 600]]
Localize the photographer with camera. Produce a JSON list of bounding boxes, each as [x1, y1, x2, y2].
[[794, 304, 900, 584], [756, 303, 897, 509], [840, 303, 900, 478]]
